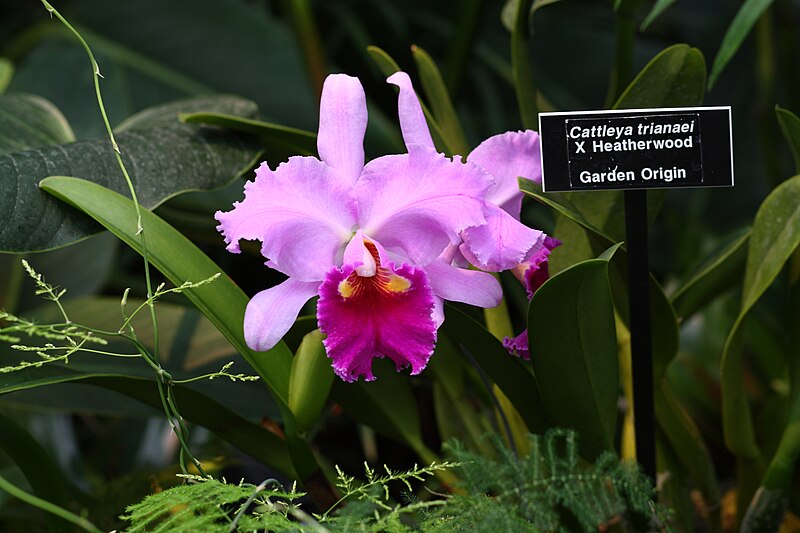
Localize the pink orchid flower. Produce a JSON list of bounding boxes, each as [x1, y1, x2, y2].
[[216, 73, 527, 382], [388, 73, 559, 359]]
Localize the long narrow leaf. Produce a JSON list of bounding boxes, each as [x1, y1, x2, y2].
[[39, 176, 293, 405], [708, 0, 775, 89]]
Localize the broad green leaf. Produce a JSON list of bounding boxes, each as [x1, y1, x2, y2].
[[289, 330, 335, 432], [411, 45, 469, 155], [548, 214, 603, 274], [528, 259, 619, 460], [640, 0, 678, 30], [614, 44, 706, 110], [708, 0, 775, 89], [722, 175, 800, 459], [0, 96, 261, 253], [38, 177, 293, 406], [115, 95, 258, 132], [510, 0, 537, 129], [0, 94, 74, 154], [442, 306, 551, 435], [655, 380, 721, 528], [366, 45, 452, 155], [0, 367, 295, 477], [16, 0, 315, 132], [180, 112, 317, 158], [0, 413, 71, 508], [776, 105, 800, 174], [742, 175, 800, 312], [519, 183, 679, 382], [0, 58, 12, 94], [670, 227, 750, 321]]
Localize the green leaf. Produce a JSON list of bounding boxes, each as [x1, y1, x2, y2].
[[0, 96, 261, 253], [742, 176, 800, 312], [776, 105, 800, 174], [180, 112, 317, 159], [17, 0, 315, 131], [442, 306, 551, 435], [613, 44, 706, 110], [0, 93, 74, 155], [0, 413, 71, 508], [510, 0, 538, 129], [722, 175, 800, 459], [670, 227, 750, 321], [0, 367, 295, 478], [708, 0, 775, 89], [411, 45, 469, 155], [519, 183, 679, 381], [640, 0, 679, 30], [289, 330, 335, 432], [366, 45, 402, 78], [38, 177, 293, 407], [528, 259, 619, 460], [115, 95, 257, 132], [0, 58, 12, 94], [655, 380, 721, 527]]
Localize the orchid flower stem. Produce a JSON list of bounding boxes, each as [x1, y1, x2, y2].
[[0, 473, 102, 533], [39, 0, 208, 478]]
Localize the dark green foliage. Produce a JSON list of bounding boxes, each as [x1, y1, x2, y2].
[[425, 429, 672, 532], [120, 431, 671, 532]]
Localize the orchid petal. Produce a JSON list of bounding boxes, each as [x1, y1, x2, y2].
[[425, 259, 502, 308], [244, 279, 320, 352], [468, 130, 541, 217], [432, 296, 445, 328], [343, 230, 377, 277], [318, 262, 436, 382], [460, 203, 545, 272], [518, 235, 560, 298], [215, 158, 356, 281], [387, 72, 434, 150], [317, 74, 367, 186], [357, 145, 491, 266], [503, 330, 530, 360]]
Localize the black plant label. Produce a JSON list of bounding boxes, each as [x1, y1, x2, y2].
[[539, 107, 733, 192]]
